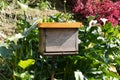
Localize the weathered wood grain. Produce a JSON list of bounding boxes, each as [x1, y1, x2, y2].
[[45, 28, 78, 52]]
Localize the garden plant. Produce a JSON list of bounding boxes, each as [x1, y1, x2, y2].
[[0, 0, 120, 80]]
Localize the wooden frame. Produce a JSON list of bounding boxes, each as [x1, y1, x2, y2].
[[38, 22, 82, 56], [38, 22, 82, 28]]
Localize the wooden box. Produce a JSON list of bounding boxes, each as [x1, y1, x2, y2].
[[38, 22, 82, 56]]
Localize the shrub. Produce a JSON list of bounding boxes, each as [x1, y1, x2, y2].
[[72, 0, 120, 26]]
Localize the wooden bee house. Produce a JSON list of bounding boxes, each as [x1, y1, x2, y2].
[[38, 22, 82, 56]]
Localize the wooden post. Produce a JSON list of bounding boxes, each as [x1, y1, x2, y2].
[[51, 56, 56, 80]]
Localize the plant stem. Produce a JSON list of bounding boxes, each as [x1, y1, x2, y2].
[[64, 0, 67, 13]]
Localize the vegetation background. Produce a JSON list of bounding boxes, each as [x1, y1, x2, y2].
[[0, 0, 120, 80]]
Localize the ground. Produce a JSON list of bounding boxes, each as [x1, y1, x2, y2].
[[0, 6, 63, 42]]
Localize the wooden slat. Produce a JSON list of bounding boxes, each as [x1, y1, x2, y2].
[[39, 29, 45, 53], [43, 52, 78, 56], [37, 22, 82, 28]]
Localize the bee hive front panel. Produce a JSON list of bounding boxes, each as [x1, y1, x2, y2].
[[45, 28, 78, 52]]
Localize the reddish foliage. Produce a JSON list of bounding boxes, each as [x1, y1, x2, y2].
[[72, 0, 120, 26]]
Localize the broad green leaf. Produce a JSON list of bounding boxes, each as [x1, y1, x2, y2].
[[18, 59, 35, 69], [0, 43, 12, 58]]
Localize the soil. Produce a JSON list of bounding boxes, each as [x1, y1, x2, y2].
[[0, 6, 63, 42]]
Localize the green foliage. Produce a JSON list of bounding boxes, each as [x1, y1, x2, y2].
[[42, 13, 74, 22], [18, 59, 35, 69], [19, 0, 27, 3], [37, 0, 51, 10], [0, 0, 7, 10], [0, 12, 120, 80], [1, 0, 52, 10], [77, 22, 120, 79], [0, 13, 39, 80]]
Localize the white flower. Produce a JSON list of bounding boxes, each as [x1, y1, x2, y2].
[[100, 18, 108, 25], [16, 33, 24, 39], [8, 33, 24, 44], [97, 27, 102, 34], [109, 44, 117, 48], [92, 30, 97, 34], [115, 39, 120, 44], [97, 36, 105, 41], [87, 20, 97, 31], [9, 33, 24, 41], [78, 39, 81, 44], [89, 20, 97, 27], [20, 72, 26, 78], [39, 55, 43, 59], [74, 70, 87, 80]]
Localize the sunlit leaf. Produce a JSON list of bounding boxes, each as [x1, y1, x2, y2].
[[18, 59, 35, 69]]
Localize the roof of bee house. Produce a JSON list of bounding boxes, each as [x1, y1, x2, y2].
[[37, 22, 82, 28]]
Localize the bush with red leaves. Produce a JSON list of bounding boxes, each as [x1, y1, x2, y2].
[[72, 0, 120, 26]]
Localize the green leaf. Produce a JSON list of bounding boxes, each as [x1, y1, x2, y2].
[[88, 16, 96, 22], [18, 59, 35, 69], [0, 43, 12, 58], [115, 58, 120, 65]]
